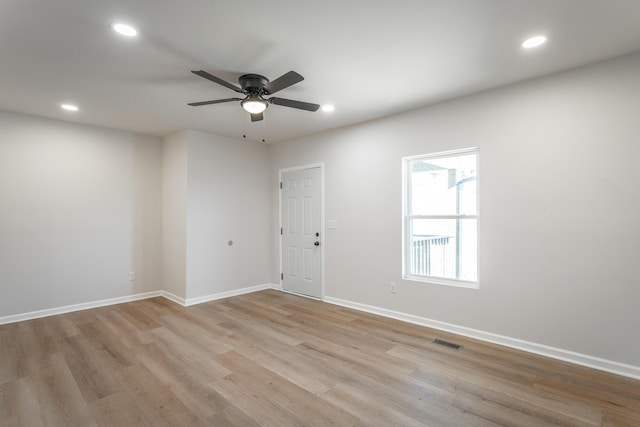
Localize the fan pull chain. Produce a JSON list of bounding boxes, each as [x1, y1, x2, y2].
[[240, 111, 267, 143], [242, 111, 247, 139]]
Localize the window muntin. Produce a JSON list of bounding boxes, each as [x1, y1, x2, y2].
[[404, 149, 478, 286]]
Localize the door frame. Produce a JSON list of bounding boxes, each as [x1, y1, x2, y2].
[[278, 163, 325, 300]]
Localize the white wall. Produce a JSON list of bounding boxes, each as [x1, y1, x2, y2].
[[269, 52, 640, 367], [162, 130, 189, 299], [0, 110, 162, 317], [185, 130, 271, 299]]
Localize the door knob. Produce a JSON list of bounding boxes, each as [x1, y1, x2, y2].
[[314, 241, 320, 246]]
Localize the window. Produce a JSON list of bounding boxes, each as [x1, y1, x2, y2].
[[403, 148, 478, 287]]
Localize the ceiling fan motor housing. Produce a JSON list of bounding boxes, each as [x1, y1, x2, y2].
[[239, 74, 269, 92]]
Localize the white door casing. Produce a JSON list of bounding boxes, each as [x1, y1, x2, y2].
[[280, 166, 322, 299]]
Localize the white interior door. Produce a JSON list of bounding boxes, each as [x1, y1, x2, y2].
[[281, 167, 322, 298]]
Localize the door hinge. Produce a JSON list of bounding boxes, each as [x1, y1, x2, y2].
[[280, 227, 283, 235], [279, 182, 282, 189], [281, 273, 284, 280]]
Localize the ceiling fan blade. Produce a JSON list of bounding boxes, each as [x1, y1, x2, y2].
[[269, 97, 320, 112], [191, 70, 244, 94], [263, 71, 304, 95], [188, 98, 242, 106], [251, 112, 264, 122]]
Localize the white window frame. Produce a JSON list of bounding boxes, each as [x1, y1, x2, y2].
[[402, 147, 479, 289]]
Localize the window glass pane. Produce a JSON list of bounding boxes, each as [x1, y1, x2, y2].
[[408, 218, 477, 282], [409, 153, 477, 216]]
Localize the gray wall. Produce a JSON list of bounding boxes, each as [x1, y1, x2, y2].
[[162, 130, 188, 299], [0, 110, 162, 316], [185, 129, 271, 299], [269, 52, 640, 366], [1, 115, 272, 317]]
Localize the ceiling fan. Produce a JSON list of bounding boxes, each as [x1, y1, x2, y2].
[[188, 70, 320, 122]]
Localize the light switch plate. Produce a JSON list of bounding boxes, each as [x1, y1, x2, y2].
[[327, 219, 338, 230]]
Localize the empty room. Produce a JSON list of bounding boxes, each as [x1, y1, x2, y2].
[[1, 1, 639, 426]]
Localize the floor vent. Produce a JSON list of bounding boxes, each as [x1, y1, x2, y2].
[[432, 338, 463, 350]]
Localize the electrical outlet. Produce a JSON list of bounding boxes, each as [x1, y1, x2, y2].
[[390, 282, 397, 294], [129, 272, 136, 281]]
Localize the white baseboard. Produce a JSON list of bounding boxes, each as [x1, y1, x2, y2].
[[159, 290, 186, 306], [182, 283, 276, 306], [0, 291, 163, 325], [324, 296, 640, 381], [0, 283, 279, 324]]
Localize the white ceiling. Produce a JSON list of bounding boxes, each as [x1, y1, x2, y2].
[[2, 0, 640, 143]]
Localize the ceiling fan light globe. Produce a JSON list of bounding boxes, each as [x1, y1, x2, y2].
[[241, 99, 267, 114]]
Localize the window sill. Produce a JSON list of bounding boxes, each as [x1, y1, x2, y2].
[[403, 275, 479, 289]]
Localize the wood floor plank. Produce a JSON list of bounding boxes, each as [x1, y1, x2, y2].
[[76, 321, 138, 370], [534, 374, 640, 415], [134, 297, 183, 318], [58, 333, 124, 403], [388, 342, 538, 386], [286, 311, 397, 354], [113, 363, 207, 427], [220, 296, 296, 319], [0, 376, 44, 427], [321, 383, 432, 427], [31, 352, 97, 427], [16, 319, 60, 376], [214, 322, 334, 394], [168, 379, 231, 421], [203, 402, 263, 427], [453, 379, 601, 427], [94, 309, 153, 349], [214, 350, 360, 427], [89, 392, 154, 427], [112, 303, 161, 331], [602, 408, 640, 427], [282, 302, 364, 325], [411, 367, 602, 426], [63, 308, 98, 326], [210, 374, 302, 427], [453, 389, 558, 427], [1, 289, 639, 426], [0, 329, 21, 385], [147, 327, 232, 381], [133, 342, 232, 420], [539, 367, 640, 402], [157, 313, 234, 356], [216, 306, 304, 346]]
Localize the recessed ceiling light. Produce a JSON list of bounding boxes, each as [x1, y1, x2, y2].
[[321, 105, 335, 113], [61, 104, 79, 112], [111, 22, 137, 37], [521, 35, 547, 49]]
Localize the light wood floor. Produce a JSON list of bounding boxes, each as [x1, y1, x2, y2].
[[1, 290, 638, 426]]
